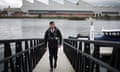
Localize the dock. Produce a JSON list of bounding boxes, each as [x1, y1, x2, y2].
[[0, 38, 120, 72], [33, 47, 75, 72]]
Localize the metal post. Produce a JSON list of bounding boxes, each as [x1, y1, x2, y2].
[[34, 40, 37, 64], [15, 41, 22, 72], [4, 42, 14, 72], [84, 43, 90, 72], [30, 40, 34, 69], [81, 41, 85, 72], [94, 45, 100, 72], [76, 40, 80, 72], [37, 40, 41, 60], [35, 40, 38, 63], [33, 40, 36, 67], [109, 46, 120, 72], [24, 41, 28, 72], [25, 40, 32, 72]]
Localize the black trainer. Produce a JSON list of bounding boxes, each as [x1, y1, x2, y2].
[[50, 68, 53, 72], [54, 63, 57, 69]]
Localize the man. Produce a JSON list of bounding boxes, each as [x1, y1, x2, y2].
[[44, 21, 62, 71]]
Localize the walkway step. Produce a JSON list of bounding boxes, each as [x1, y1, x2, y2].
[[33, 47, 75, 72]]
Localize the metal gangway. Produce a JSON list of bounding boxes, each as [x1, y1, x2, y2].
[[0, 38, 120, 72]]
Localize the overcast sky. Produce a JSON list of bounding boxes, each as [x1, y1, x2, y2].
[[0, 0, 120, 9]]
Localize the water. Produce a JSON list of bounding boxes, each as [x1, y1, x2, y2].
[[0, 19, 120, 71], [0, 19, 120, 39]]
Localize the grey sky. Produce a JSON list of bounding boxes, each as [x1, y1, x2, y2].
[[0, 0, 120, 9]]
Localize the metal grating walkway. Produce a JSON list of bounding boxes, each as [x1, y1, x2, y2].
[[33, 47, 75, 72]]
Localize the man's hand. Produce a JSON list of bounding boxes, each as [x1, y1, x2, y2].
[[45, 48, 47, 51], [58, 45, 61, 48]]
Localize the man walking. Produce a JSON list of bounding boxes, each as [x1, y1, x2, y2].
[[44, 21, 62, 71]]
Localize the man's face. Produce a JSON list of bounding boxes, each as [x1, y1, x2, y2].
[[50, 24, 55, 29]]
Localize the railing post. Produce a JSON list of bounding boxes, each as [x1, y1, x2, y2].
[[36, 40, 39, 63], [21, 42, 26, 72], [37, 40, 40, 60], [15, 41, 26, 72], [76, 40, 90, 72], [32, 40, 36, 68], [84, 42, 90, 72], [94, 45, 100, 72], [38, 40, 42, 59], [36, 39, 39, 63], [109, 46, 120, 72], [24, 41, 28, 72], [4, 42, 14, 72], [30, 40, 34, 69], [25, 40, 32, 72], [34, 40, 37, 65], [80, 41, 85, 72], [78, 41, 82, 72], [75, 40, 80, 72], [15, 41, 22, 72]]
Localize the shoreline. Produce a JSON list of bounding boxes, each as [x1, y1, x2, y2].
[[0, 16, 120, 20]]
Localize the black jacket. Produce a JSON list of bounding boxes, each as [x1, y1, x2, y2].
[[44, 27, 62, 48]]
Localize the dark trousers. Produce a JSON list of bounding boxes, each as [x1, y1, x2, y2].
[[48, 40, 58, 68]]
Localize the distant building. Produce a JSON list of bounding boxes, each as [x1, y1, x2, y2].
[[101, 12, 119, 16], [21, 0, 120, 17], [0, 11, 2, 16], [0, 11, 8, 16], [12, 12, 25, 17], [3, 6, 23, 16], [21, 0, 95, 17]]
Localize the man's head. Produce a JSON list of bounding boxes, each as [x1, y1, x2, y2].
[[49, 21, 55, 29]]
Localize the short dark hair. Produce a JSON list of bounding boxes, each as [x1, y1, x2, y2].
[[49, 21, 54, 25]]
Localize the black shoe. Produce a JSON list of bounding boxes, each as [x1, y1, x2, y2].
[[50, 68, 53, 72], [54, 63, 57, 69]]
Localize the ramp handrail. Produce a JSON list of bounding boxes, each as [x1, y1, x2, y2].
[[64, 39, 120, 72], [0, 38, 46, 72]]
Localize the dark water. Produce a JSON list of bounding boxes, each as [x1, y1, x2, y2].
[[0, 19, 120, 39], [0, 19, 120, 71]]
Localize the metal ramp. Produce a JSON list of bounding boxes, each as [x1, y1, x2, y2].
[[33, 47, 75, 72]]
